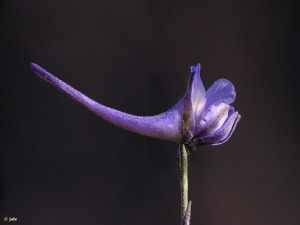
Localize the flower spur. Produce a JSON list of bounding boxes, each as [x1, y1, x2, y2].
[[31, 63, 240, 151]]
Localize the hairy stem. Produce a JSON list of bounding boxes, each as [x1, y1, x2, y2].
[[178, 144, 191, 225]]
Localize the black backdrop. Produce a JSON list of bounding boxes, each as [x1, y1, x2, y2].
[[0, 0, 299, 225]]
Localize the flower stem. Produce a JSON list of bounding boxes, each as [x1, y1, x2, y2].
[[178, 144, 191, 225]]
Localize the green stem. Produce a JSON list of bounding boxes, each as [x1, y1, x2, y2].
[[178, 144, 191, 225]]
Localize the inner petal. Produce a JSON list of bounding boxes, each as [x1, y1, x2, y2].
[[196, 103, 229, 136]]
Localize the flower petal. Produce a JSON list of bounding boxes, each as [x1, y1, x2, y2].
[[190, 64, 206, 115], [182, 64, 206, 138], [195, 103, 229, 135], [31, 63, 183, 142], [205, 78, 236, 107], [193, 108, 240, 146], [215, 113, 240, 145]]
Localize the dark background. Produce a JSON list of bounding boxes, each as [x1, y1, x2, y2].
[[0, 0, 299, 224]]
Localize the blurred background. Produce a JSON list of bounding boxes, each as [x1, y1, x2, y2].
[[0, 0, 299, 224]]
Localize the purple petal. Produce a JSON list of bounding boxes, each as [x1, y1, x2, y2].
[[193, 108, 240, 146], [214, 113, 240, 145], [189, 64, 206, 114], [195, 103, 229, 135], [31, 63, 183, 142], [183, 64, 206, 137], [205, 78, 236, 107]]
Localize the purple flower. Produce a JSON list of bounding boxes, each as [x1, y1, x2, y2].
[[31, 63, 240, 150]]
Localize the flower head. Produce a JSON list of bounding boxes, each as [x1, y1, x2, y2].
[[181, 64, 240, 148], [31, 63, 240, 151]]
